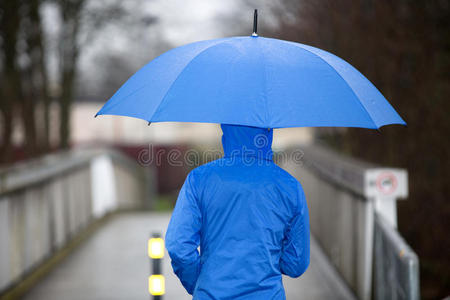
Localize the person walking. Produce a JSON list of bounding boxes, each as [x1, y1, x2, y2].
[[165, 124, 310, 299]]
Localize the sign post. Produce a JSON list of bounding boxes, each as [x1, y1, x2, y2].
[[365, 168, 408, 228]]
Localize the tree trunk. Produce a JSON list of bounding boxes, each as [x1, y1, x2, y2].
[[0, 0, 21, 164], [60, 70, 76, 148], [58, 0, 84, 149], [28, 0, 50, 151]]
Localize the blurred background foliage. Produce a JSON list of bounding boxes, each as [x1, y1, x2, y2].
[[0, 0, 449, 298], [264, 1, 450, 297], [0, 0, 161, 160]]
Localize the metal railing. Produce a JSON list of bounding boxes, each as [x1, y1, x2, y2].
[[374, 214, 419, 300], [0, 147, 149, 294], [281, 143, 418, 300]]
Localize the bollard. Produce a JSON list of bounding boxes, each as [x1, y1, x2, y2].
[[148, 232, 165, 299]]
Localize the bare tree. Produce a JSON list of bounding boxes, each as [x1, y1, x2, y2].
[[27, 0, 50, 151], [55, 0, 136, 148], [19, 0, 50, 155], [0, 0, 22, 162], [1, 0, 160, 160], [57, 0, 85, 149]]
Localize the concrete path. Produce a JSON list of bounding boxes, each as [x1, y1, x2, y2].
[[23, 212, 355, 300]]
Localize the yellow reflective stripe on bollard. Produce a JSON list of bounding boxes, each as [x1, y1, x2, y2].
[[148, 238, 164, 259], [149, 274, 165, 295]]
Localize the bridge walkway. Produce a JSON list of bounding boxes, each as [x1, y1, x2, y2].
[[23, 212, 356, 300]]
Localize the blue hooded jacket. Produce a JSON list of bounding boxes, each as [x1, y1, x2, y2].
[[165, 124, 310, 299]]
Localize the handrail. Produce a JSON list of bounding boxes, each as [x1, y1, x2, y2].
[[373, 214, 420, 300], [300, 144, 372, 196], [0, 147, 142, 196], [300, 144, 408, 202], [282, 143, 415, 300], [0, 147, 149, 295]]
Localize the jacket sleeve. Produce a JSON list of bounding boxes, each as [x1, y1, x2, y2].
[[280, 183, 310, 278], [165, 172, 202, 295]]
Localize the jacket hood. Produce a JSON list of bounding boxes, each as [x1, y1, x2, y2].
[[221, 124, 273, 160]]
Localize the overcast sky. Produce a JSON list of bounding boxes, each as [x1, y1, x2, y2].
[[42, 0, 277, 98]]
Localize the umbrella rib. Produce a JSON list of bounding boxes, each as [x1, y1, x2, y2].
[[146, 38, 237, 123], [258, 39, 270, 128]]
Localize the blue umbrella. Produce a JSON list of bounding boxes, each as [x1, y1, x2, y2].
[[96, 12, 405, 129]]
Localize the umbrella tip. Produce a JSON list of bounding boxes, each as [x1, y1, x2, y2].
[[148, 121, 151, 126], [252, 9, 258, 37], [94, 113, 98, 118]]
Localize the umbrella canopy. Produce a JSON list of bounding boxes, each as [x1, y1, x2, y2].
[[96, 35, 406, 129]]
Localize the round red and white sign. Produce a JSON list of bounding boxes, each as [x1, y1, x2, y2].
[[376, 172, 398, 195]]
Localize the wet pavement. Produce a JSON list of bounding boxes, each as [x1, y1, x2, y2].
[[23, 212, 355, 300]]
